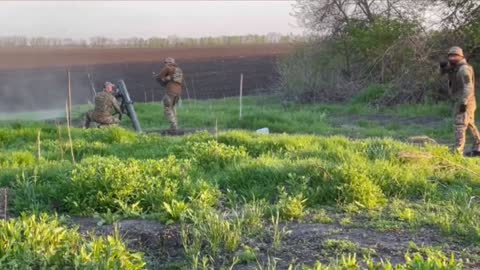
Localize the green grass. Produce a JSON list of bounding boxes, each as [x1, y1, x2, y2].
[[67, 95, 455, 142], [0, 214, 145, 269], [1, 95, 455, 142], [0, 127, 478, 240], [0, 95, 478, 268]]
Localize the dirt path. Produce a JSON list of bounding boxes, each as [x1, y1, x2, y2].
[[71, 217, 477, 269]]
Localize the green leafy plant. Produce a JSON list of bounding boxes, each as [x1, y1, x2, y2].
[[0, 214, 145, 269], [94, 208, 122, 226], [312, 209, 333, 224], [163, 199, 190, 223], [276, 187, 307, 220]]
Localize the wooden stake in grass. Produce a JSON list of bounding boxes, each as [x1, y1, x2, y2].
[[184, 79, 191, 100], [144, 91, 147, 103], [239, 73, 244, 120], [191, 77, 197, 103], [67, 70, 73, 127], [36, 130, 41, 161], [56, 122, 64, 161], [87, 72, 97, 103], [65, 100, 75, 164]]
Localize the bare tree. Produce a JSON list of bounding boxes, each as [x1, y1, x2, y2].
[[293, 0, 430, 35], [434, 0, 480, 30]]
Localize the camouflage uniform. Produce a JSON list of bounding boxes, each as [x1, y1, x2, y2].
[[156, 58, 183, 130], [445, 48, 480, 153], [84, 91, 122, 128]]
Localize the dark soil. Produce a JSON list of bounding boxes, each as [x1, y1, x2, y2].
[[0, 45, 289, 113], [0, 45, 292, 70], [71, 217, 478, 270]]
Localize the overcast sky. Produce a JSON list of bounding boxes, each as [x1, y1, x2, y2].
[[0, 1, 303, 39]]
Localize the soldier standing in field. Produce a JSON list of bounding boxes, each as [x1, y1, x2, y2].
[[84, 81, 122, 128], [154, 57, 184, 131], [440, 46, 480, 155]]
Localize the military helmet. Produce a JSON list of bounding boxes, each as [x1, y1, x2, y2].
[[164, 57, 176, 65], [104, 81, 115, 88], [104, 81, 117, 94], [448, 46, 464, 57]]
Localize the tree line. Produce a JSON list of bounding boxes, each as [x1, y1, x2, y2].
[[277, 0, 480, 105], [0, 33, 304, 48]]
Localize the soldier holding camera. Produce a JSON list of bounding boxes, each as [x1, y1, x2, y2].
[[440, 46, 480, 155], [154, 57, 184, 131]]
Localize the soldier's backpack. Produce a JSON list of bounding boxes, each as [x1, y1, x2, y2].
[[172, 67, 184, 84]]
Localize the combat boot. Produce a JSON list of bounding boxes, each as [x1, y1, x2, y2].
[[471, 142, 480, 156], [84, 114, 91, 129]]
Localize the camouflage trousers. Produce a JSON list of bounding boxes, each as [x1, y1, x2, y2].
[[84, 111, 120, 128], [454, 106, 480, 153], [163, 94, 179, 130]]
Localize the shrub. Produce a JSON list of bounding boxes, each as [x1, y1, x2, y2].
[[162, 199, 190, 223], [0, 151, 36, 168], [7, 162, 73, 214], [187, 140, 248, 170], [64, 156, 202, 215], [335, 164, 386, 209], [276, 187, 307, 220], [276, 45, 354, 103], [0, 214, 145, 269]]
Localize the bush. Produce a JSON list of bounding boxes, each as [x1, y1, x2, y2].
[[276, 188, 307, 220], [278, 16, 445, 106], [0, 151, 36, 168], [335, 164, 386, 209], [66, 156, 191, 214], [5, 162, 73, 214], [187, 140, 248, 170], [64, 156, 221, 216], [276, 45, 356, 103], [0, 214, 145, 269]]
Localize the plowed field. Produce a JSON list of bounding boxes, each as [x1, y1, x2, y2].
[[0, 44, 292, 112]]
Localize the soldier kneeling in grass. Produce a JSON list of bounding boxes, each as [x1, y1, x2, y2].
[[84, 81, 123, 128]]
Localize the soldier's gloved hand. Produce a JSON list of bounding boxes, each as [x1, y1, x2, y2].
[[459, 104, 467, 113], [158, 80, 167, 87]]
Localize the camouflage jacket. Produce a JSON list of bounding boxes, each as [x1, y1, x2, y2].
[[448, 60, 476, 108], [93, 91, 121, 118], [156, 65, 183, 96]]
